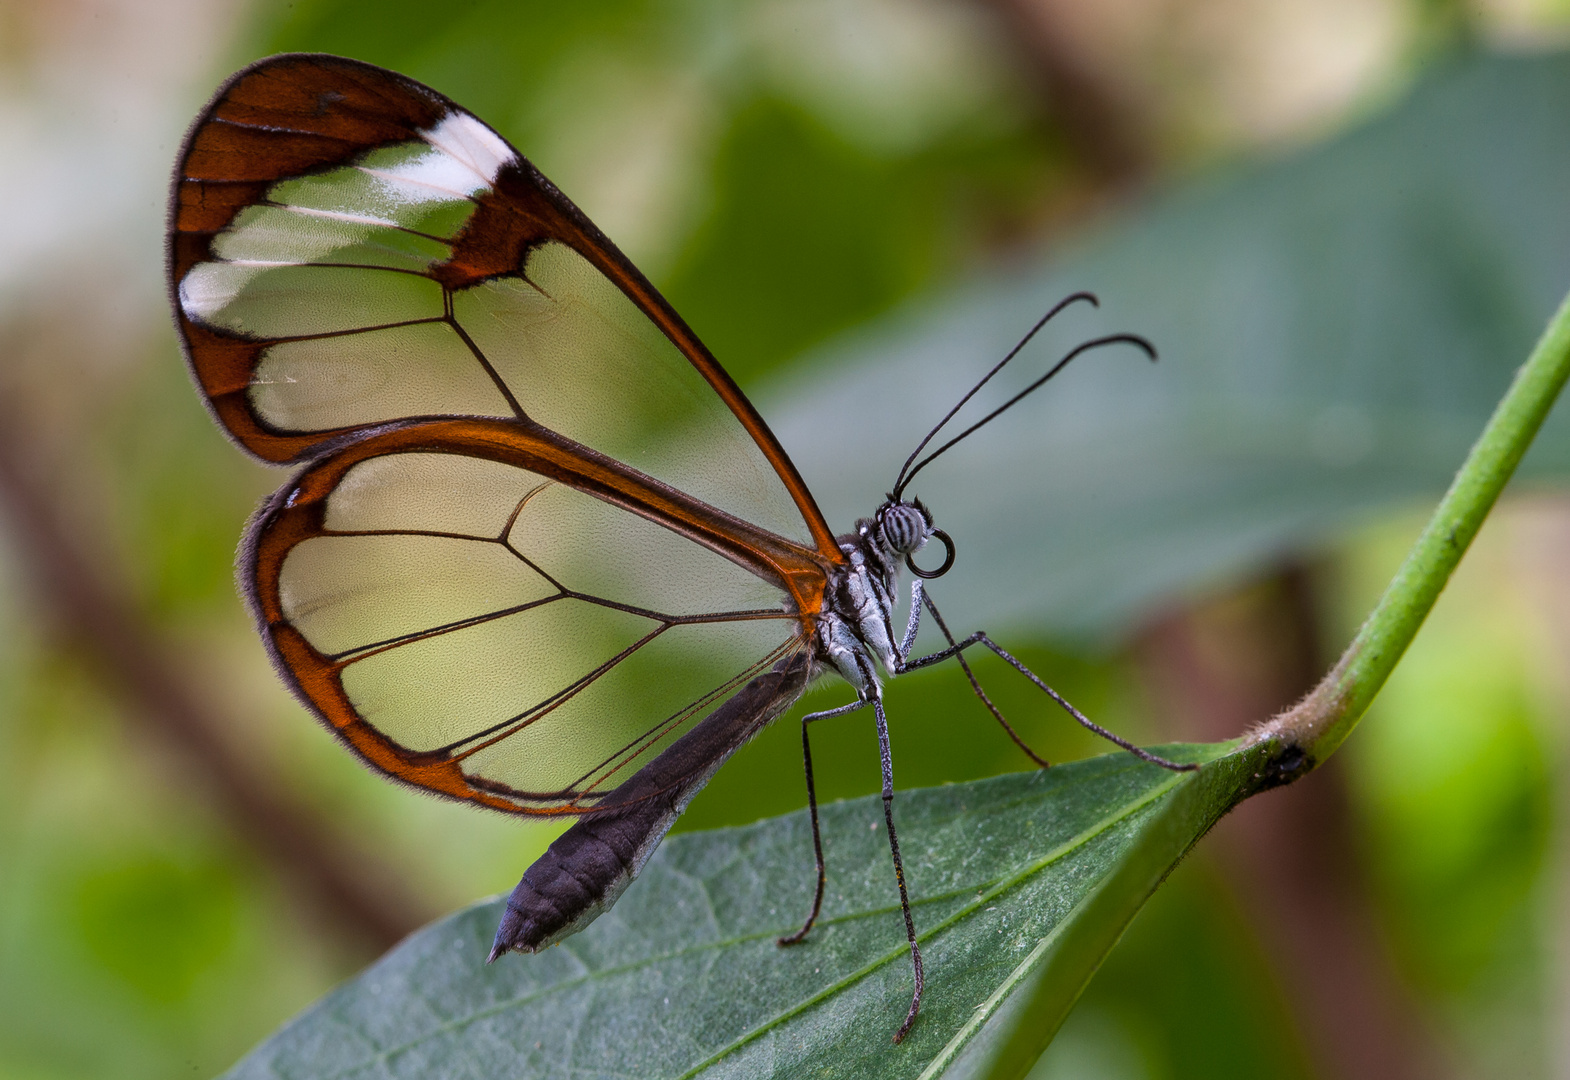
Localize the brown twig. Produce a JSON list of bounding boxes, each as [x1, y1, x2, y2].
[[0, 420, 428, 954], [974, 0, 1153, 187]]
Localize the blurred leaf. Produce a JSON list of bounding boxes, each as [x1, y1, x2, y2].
[[765, 50, 1570, 640], [71, 854, 239, 1004], [222, 743, 1266, 1080], [1036, 857, 1315, 1080], [662, 97, 937, 383], [258, 0, 654, 130], [1345, 517, 1554, 995]]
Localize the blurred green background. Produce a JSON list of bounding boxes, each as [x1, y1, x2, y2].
[[3, 1, 1570, 1078]]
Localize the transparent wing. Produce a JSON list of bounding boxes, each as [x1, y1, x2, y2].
[[169, 53, 837, 558], [250, 422, 814, 814], [169, 55, 842, 814]]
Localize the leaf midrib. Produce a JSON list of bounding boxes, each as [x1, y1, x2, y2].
[[307, 766, 1195, 1080], [671, 768, 1194, 1078]]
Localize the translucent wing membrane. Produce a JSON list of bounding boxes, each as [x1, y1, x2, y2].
[[169, 53, 836, 557], [168, 55, 843, 815], [250, 426, 812, 813]]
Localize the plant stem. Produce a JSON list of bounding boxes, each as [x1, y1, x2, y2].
[[1256, 285, 1570, 767]]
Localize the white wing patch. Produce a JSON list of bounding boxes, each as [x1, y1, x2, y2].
[[179, 262, 261, 325], [359, 149, 489, 204], [419, 111, 517, 188]]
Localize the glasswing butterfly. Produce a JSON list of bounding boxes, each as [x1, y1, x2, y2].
[[167, 53, 1192, 1043]]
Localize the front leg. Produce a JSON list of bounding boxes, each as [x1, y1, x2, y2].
[[895, 579, 925, 665], [895, 581, 1050, 768], [903, 590, 1196, 773]]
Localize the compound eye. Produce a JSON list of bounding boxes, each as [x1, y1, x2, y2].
[[881, 505, 927, 554]]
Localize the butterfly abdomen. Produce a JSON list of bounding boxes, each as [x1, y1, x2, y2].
[[490, 651, 813, 957], [488, 805, 656, 955]]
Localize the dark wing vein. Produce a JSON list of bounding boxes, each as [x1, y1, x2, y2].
[[567, 639, 800, 800], [174, 56, 836, 816], [431, 616, 798, 774], [438, 624, 673, 760], [325, 592, 567, 663], [444, 296, 528, 418], [240, 316, 448, 347]]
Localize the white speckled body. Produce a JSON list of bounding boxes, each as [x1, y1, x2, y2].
[[813, 504, 931, 696]]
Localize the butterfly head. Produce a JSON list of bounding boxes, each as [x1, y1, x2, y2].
[[871, 498, 955, 580]]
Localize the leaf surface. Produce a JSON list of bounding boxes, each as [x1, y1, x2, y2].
[[225, 742, 1264, 1079]]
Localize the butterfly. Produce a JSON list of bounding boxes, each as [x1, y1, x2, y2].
[[167, 53, 1191, 1043]]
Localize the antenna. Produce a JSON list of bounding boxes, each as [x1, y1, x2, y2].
[[891, 292, 1097, 497], [891, 303, 1156, 498]]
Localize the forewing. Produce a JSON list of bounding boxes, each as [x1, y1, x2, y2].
[[169, 53, 837, 558], [251, 420, 812, 814]]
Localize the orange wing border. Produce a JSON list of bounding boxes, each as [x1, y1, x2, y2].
[[245, 415, 830, 816], [168, 52, 841, 561]]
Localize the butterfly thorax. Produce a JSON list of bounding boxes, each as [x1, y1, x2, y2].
[[813, 501, 935, 697]]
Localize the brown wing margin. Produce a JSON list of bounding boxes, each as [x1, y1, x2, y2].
[[168, 52, 842, 562], [168, 54, 448, 463], [244, 414, 828, 815]]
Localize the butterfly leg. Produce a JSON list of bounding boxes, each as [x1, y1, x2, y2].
[[897, 581, 1051, 768], [778, 684, 926, 1041], [778, 696, 870, 947], [902, 588, 1196, 773], [872, 692, 925, 1044]]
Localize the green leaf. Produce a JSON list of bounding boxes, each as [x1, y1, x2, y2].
[[225, 742, 1258, 1080]]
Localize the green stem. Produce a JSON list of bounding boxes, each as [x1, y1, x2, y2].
[[1258, 286, 1570, 765]]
